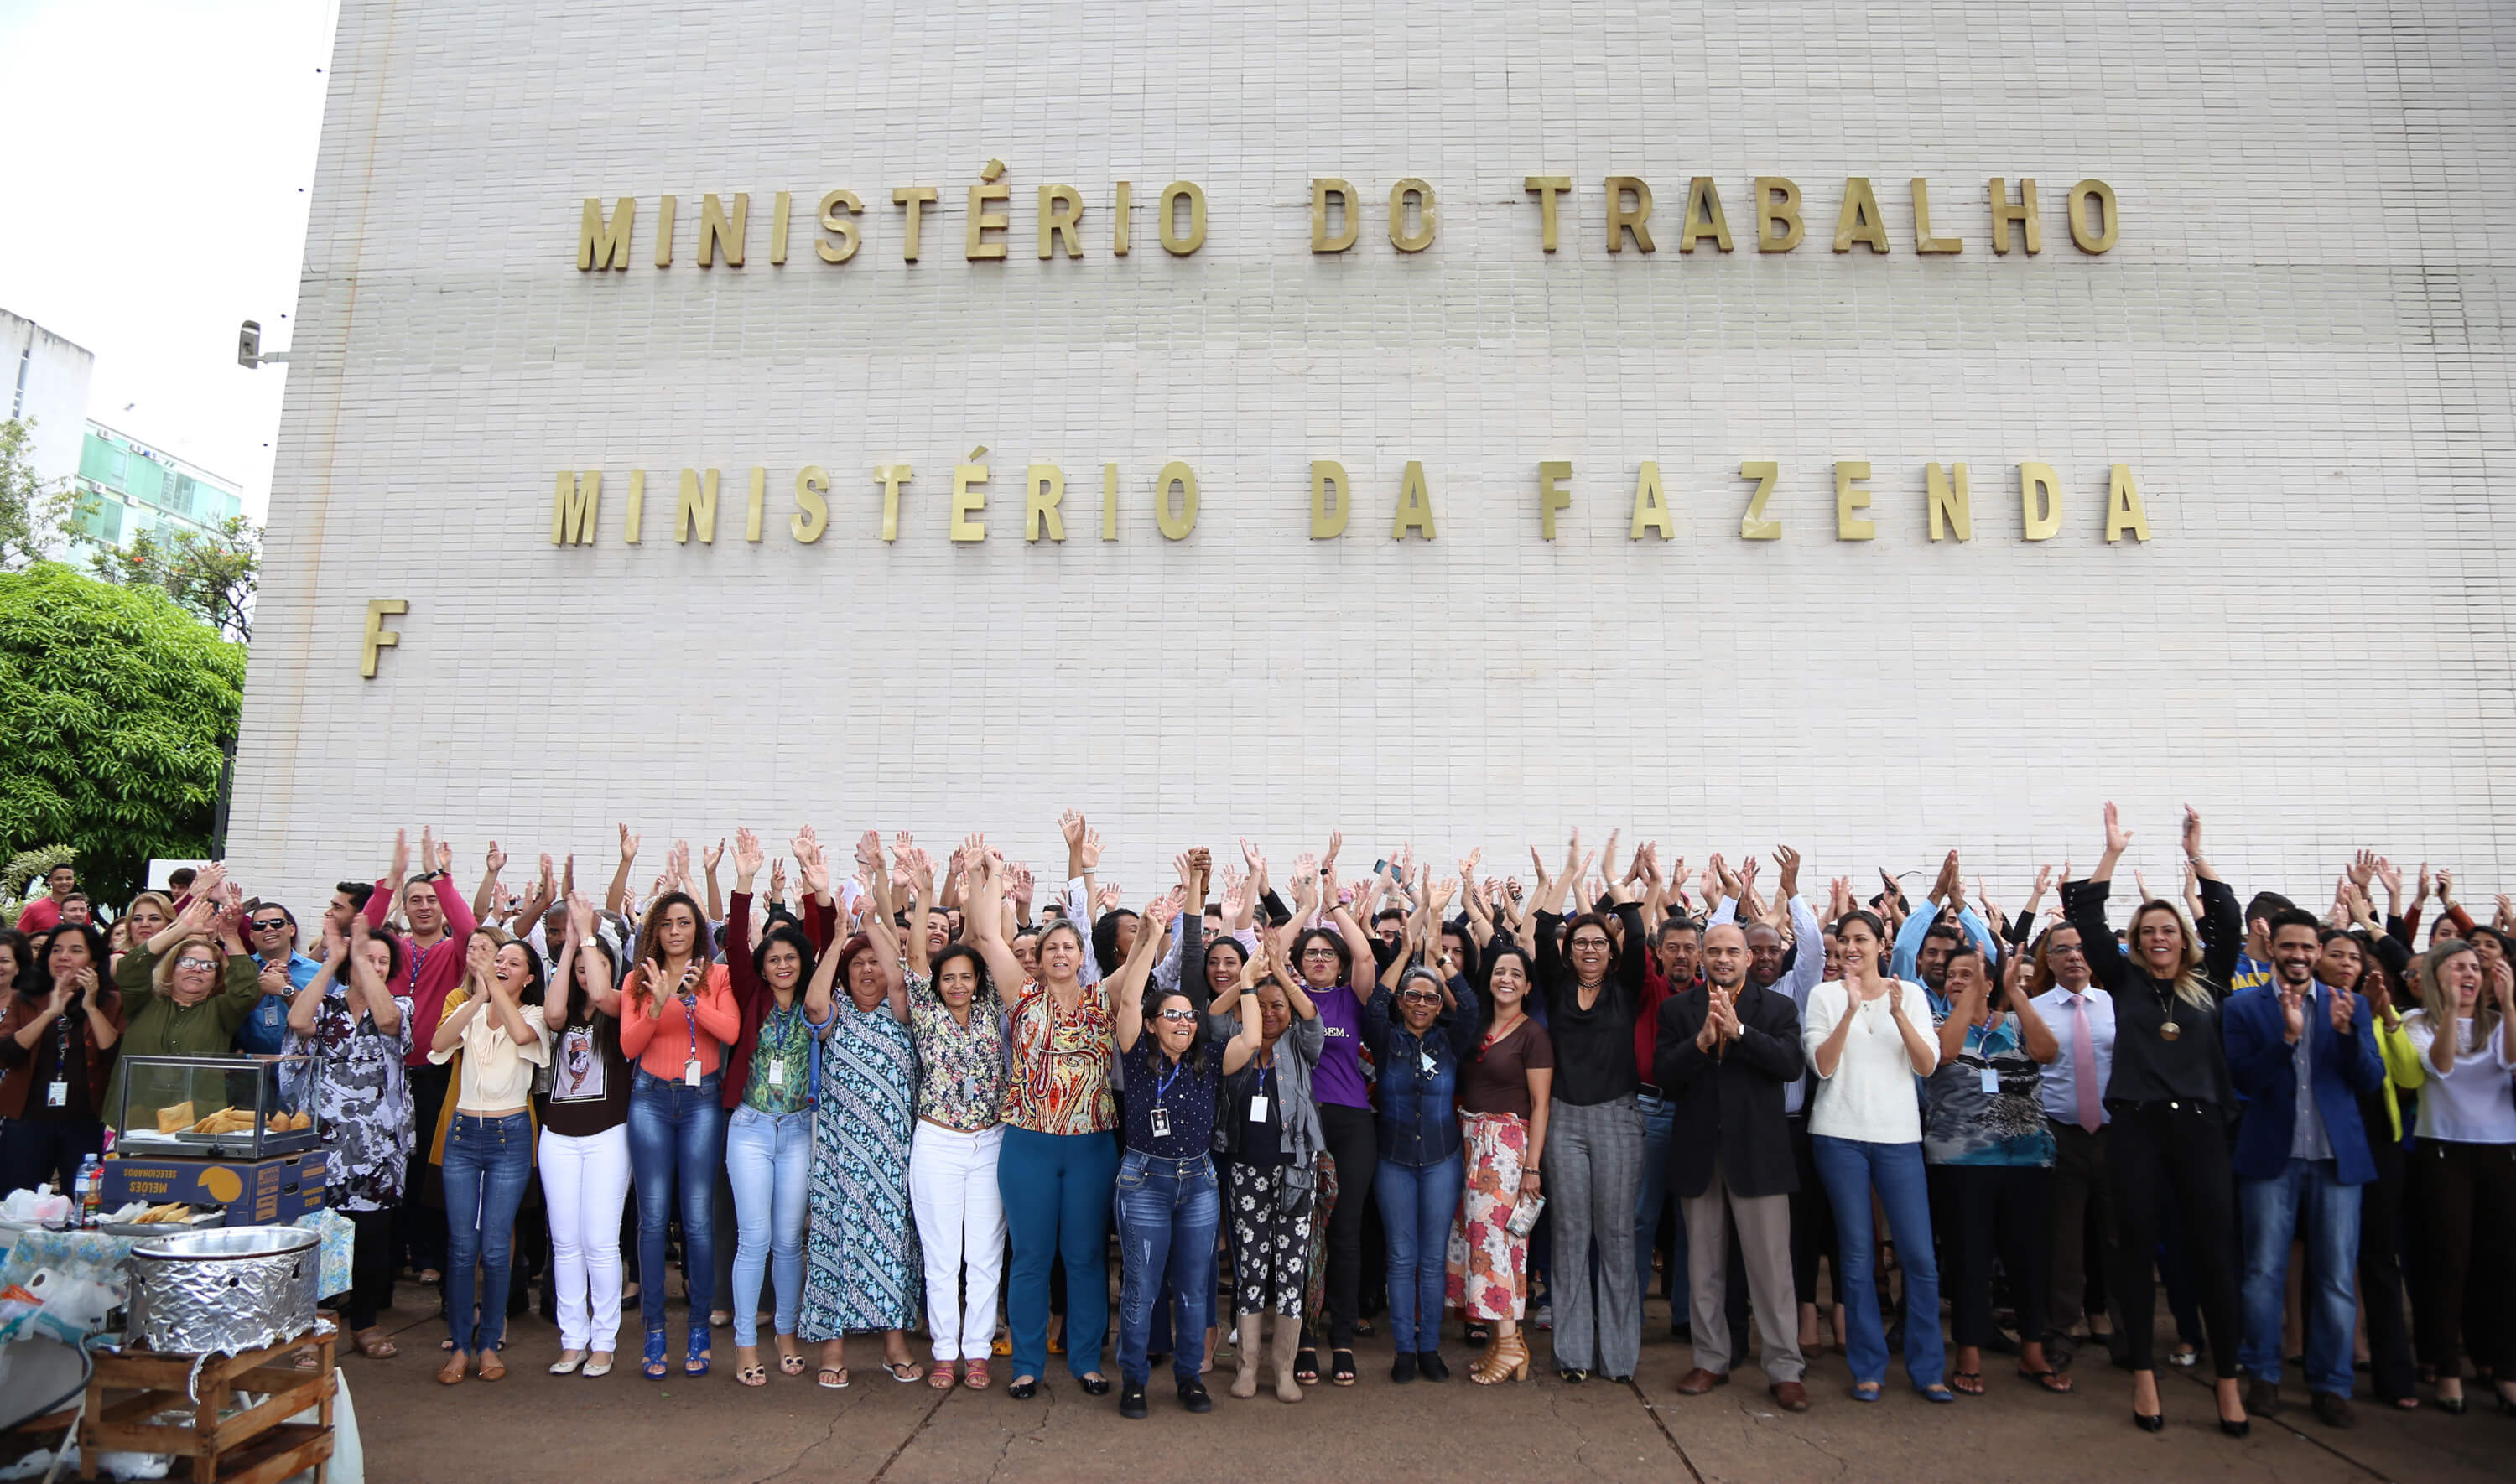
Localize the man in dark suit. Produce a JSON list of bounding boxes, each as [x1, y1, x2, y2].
[[2223, 907, 2383, 1430], [1656, 921, 1810, 1411]]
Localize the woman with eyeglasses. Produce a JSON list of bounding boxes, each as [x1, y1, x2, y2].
[[1360, 869, 1479, 1383], [288, 912, 413, 1360], [1209, 932, 1322, 1401], [1526, 829, 1649, 1383], [1110, 892, 1261, 1418], [428, 931, 550, 1383], [533, 892, 633, 1378], [797, 834, 925, 1388], [107, 885, 263, 1123], [0, 921, 122, 1198], [1267, 834, 1382, 1388], [2064, 803, 2249, 1436]]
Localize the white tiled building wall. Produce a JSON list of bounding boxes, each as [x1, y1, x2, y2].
[[231, 0, 2516, 916]]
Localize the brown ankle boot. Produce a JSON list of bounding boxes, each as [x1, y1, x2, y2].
[[1231, 1315, 1262, 1398], [1271, 1316, 1305, 1403]]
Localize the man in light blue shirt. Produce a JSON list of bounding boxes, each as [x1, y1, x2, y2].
[[240, 901, 325, 1056]]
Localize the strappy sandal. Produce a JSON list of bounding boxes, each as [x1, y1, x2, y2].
[[1952, 1371, 1984, 1396], [736, 1364, 768, 1387], [777, 1344, 807, 1377], [1331, 1350, 1357, 1386], [684, 1330, 711, 1378], [642, 1330, 670, 1380], [928, 1360, 959, 1390], [964, 1359, 991, 1390], [1293, 1347, 1319, 1385], [2019, 1367, 2073, 1394], [817, 1366, 850, 1388], [1464, 1324, 1491, 1346]]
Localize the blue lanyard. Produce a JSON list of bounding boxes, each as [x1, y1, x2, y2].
[[1153, 1055, 1187, 1110]]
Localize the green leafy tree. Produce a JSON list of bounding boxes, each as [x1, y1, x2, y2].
[[89, 512, 262, 644], [0, 563, 245, 906], [0, 417, 71, 568]]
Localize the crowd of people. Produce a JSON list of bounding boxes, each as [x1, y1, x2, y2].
[[2, 805, 2512, 1434]]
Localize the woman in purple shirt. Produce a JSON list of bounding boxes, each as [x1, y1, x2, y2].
[[1271, 836, 1382, 1388]]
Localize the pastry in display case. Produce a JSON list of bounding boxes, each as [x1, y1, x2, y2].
[[110, 1054, 320, 1160]]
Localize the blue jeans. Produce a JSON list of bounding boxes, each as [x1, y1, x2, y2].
[[2238, 1157, 2361, 1395], [1114, 1150, 1220, 1388], [626, 1069, 727, 1338], [441, 1111, 533, 1353], [725, 1103, 812, 1348], [999, 1125, 1119, 1382], [1635, 1092, 1685, 1314], [1812, 1135, 1946, 1393], [1375, 1152, 1466, 1355]]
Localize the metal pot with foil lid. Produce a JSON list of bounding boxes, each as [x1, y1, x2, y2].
[[123, 1225, 320, 1356]]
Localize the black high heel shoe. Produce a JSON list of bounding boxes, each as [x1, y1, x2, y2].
[[2133, 1411, 2165, 1434], [2220, 1417, 2251, 1438]]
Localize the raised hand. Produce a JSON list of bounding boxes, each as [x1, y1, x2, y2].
[[1323, 830, 1345, 878], [485, 840, 507, 879], [1774, 844, 1801, 900], [854, 830, 884, 878], [2134, 869, 2153, 905], [421, 826, 437, 874], [390, 828, 412, 883], [705, 838, 726, 875], [2328, 983, 2358, 1035], [618, 822, 639, 863], [2103, 801, 2131, 856], [2181, 804, 2203, 861], [733, 828, 764, 881], [2436, 867, 2457, 907], [2350, 848, 2378, 891], [1077, 826, 1105, 874], [768, 858, 788, 903], [434, 835, 454, 874], [1096, 882, 1121, 914]]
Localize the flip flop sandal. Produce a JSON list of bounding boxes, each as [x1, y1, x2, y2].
[[817, 1366, 850, 1389], [2018, 1367, 2073, 1394], [1952, 1371, 1984, 1396], [883, 1360, 925, 1384]]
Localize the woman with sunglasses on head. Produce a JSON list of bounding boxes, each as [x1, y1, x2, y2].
[[797, 833, 925, 1388], [2064, 802, 2249, 1436], [908, 841, 1016, 1392], [0, 921, 122, 1198], [1111, 890, 1261, 1418], [288, 912, 413, 1360], [1265, 833, 1383, 1388], [531, 892, 633, 1378], [1802, 906, 1952, 1404], [720, 829, 825, 1388], [1526, 828, 1649, 1383], [616, 884, 738, 1380], [1360, 868, 1479, 1383], [428, 931, 549, 1383]]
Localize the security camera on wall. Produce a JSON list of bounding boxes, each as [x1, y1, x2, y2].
[[237, 320, 261, 367]]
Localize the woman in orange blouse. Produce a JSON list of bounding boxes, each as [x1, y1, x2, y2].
[[967, 814, 1127, 1401], [618, 890, 739, 1380]]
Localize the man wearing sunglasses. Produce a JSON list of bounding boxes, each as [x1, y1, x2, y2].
[[237, 900, 325, 1055]]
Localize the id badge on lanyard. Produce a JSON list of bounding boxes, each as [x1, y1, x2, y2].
[[681, 996, 702, 1087], [1247, 1064, 1269, 1124], [46, 1018, 70, 1107]]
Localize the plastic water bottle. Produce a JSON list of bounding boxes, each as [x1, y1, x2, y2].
[[74, 1155, 101, 1227]]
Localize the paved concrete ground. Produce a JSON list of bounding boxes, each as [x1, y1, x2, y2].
[[338, 1286, 2505, 1484]]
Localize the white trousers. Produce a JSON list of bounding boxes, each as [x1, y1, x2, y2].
[[909, 1121, 1007, 1362], [539, 1123, 633, 1352]]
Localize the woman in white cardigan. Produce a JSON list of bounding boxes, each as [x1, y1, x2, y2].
[[1801, 909, 1953, 1404]]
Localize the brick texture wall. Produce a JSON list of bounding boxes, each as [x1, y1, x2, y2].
[[230, 0, 2516, 915]]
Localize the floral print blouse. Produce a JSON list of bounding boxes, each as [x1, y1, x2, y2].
[[911, 978, 1005, 1133], [283, 987, 416, 1212], [1000, 980, 1115, 1137]]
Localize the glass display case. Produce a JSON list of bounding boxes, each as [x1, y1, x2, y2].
[[110, 1054, 320, 1160]]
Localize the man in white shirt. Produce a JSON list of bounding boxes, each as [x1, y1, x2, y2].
[[2029, 921, 2118, 1367]]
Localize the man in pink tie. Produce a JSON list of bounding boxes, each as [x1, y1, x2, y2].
[[2028, 921, 2119, 1370]]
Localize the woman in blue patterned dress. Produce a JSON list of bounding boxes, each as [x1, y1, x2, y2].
[[797, 833, 923, 1388]]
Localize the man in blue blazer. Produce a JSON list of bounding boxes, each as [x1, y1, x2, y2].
[[2223, 908, 2384, 1429]]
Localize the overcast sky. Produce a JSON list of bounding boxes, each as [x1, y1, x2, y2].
[[0, 0, 336, 521]]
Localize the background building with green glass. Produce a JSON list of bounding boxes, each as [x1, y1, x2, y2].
[[65, 421, 243, 565]]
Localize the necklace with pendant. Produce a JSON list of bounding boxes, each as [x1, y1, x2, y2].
[[2156, 981, 2182, 1042]]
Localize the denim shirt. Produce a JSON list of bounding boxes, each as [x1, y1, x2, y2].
[[1360, 974, 1480, 1169], [237, 952, 324, 1056]]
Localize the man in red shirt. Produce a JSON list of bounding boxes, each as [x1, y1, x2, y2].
[[13, 864, 77, 933], [358, 828, 478, 1285]]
